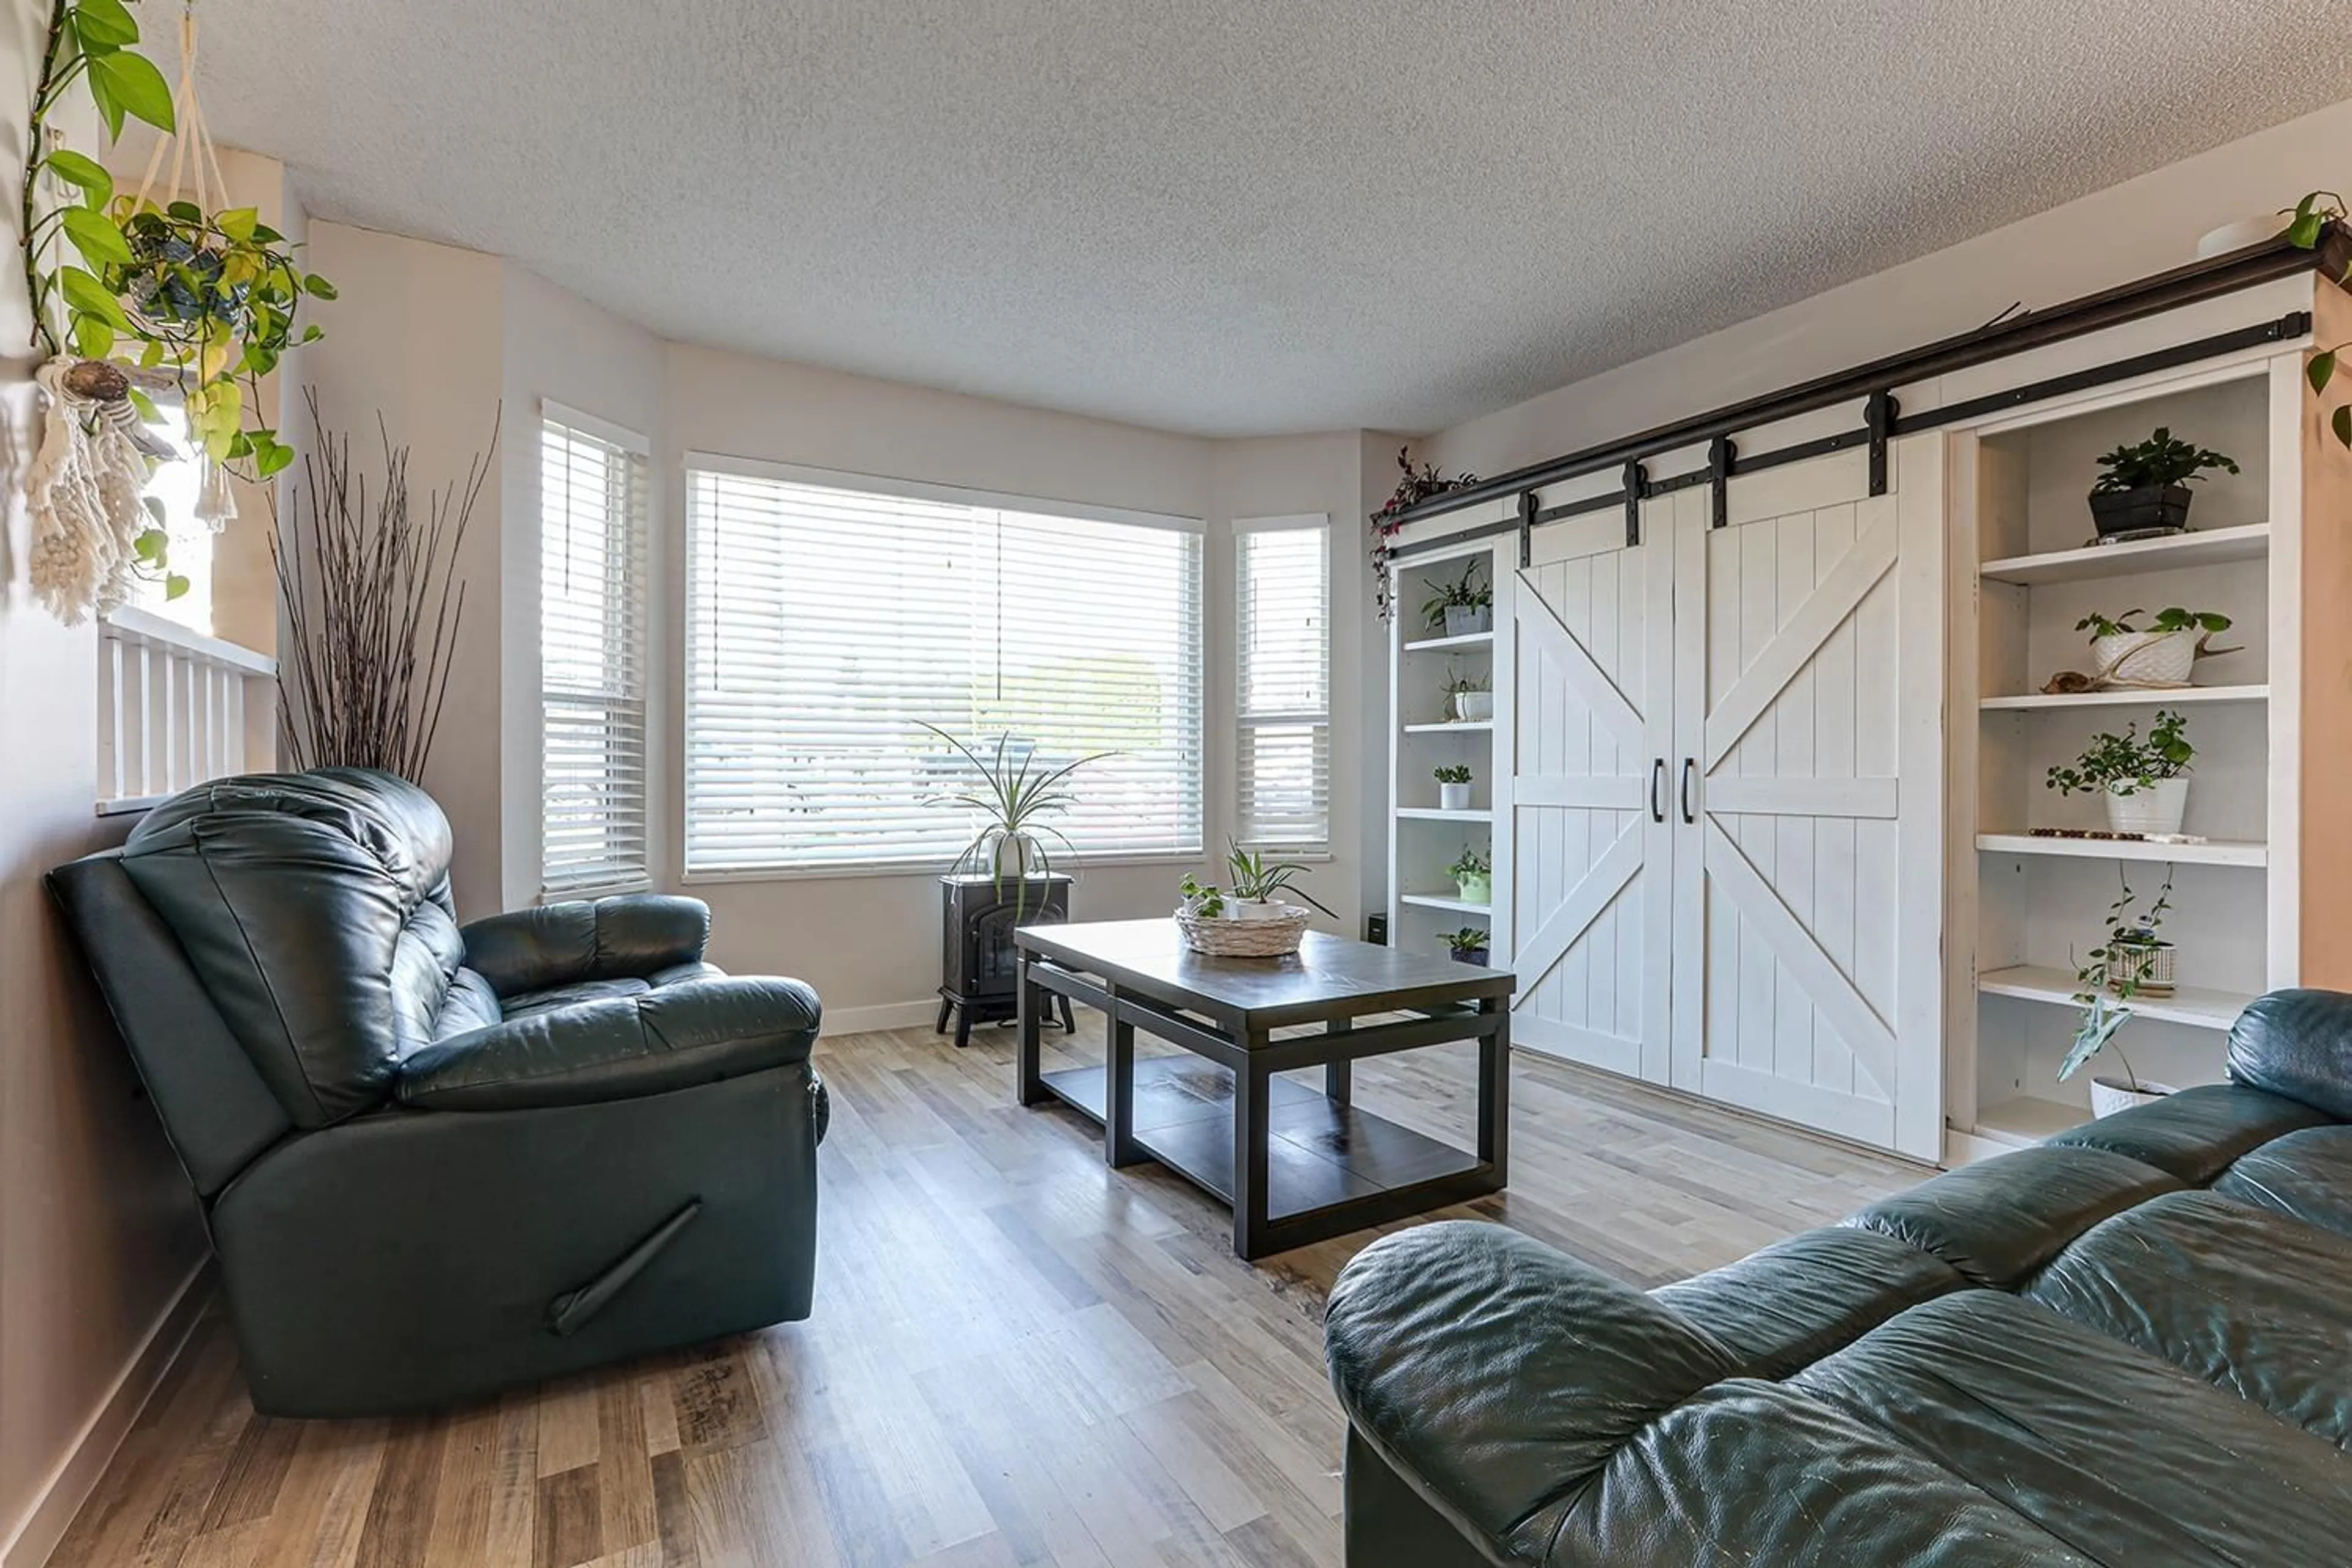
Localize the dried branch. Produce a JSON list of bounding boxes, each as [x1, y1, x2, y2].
[[271, 390, 496, 782]]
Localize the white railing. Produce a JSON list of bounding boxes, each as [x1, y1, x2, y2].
[[97, 606, 277, 815]]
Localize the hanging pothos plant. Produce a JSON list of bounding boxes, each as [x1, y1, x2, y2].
[[20, 0, 333, 611], [2286, 192, 2352, 452]]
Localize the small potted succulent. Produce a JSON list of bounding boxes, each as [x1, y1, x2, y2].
[[1434, 764, 1473, 812], [1422, 559, 1493, 637], [2072, 606, 2237, 689], [2062, 870, 2179, 1116], [2087, 428, 2238, 539], [2045, 710, 2194, 837], [1450, 845, 1491, 906], [1443, 927, 1491, 967], [1444, 664, 1493, 723]]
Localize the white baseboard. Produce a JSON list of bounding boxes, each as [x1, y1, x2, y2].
[[1, 1260, 214, 1568], [820, 998, 946, 1036]]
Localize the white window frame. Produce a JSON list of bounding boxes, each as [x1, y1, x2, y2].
[[538, 401, 652, 899], [680, 451, 1207, 884], [1234, 513, 1332, 857]]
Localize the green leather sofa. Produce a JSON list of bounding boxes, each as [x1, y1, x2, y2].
[[1326, 989, 2352, 1566], [48, 767, 828, 1417]]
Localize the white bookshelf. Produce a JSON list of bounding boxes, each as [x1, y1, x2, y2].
[[1387, 545, 1509, 963], [1949, 364, 2291, 1162]]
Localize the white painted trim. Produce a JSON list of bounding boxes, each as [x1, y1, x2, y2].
[[682, 450, 1205, 535], [680, 848, 1201, 887], [820, 998, 952, 1037], [541, 399, 652, 457], [1232, 511, 1327, 534], [99, 606, 276, 676], [1, 1262, 214, 1568]]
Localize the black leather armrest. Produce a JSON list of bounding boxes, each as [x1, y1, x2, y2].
[[460, 895, 712, 997], [2228, 989, 2352, 1121], [396, 976, 820, 1112], [1324, 1221, 1734, 1563]]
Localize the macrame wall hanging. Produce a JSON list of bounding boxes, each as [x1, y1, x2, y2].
[[27, 2, 239, 623]]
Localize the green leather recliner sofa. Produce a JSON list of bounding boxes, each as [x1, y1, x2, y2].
[[1326, 988, 2352, 1566], [48, 767, 827, 1417]]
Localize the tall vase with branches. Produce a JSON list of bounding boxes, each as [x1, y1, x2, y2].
[[273, 392, 491, 782]]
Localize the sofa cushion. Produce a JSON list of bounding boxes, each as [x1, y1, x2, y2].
[[1791, 1291, 2350, 1562], [460, 897, 711, 998], [1839, 1144, 2179, 1287], [1650, 1225, 1964, 1380], [2025, 1189, 2352, 1447], [115, 768, 460, 1127], [2227, 988, 2352, 1119], [499, 976, 654, 1021], [2041, 1082, 2333, 1183], [2213, 1125, 2352, 1240]]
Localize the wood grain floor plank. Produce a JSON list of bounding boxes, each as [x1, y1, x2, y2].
[[55, 1024, 1913, 1567]]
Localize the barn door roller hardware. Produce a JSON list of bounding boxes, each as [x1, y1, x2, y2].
[[1866, 391, 1897, 497], [1708, 438, 1735, 530], [1518, 489, 1537, 568], [1623, 461, 1646, 548]]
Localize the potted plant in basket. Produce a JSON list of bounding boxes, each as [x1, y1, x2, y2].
[[1434, 764, 1473, 811], [1450, 846, 1491, 906], [1443, 664, 1493, 723], [2070, 607, 2237, 690], [2046, 709, 2195, 837], [2087, 428, 2237, 540], [919, 723, 1114, 919], [1443, 927, 1491, 967], [1176, 840, 1337, 957], [2062, 869, 2180, 1116]]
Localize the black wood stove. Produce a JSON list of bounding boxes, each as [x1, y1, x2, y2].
[[937, 873, 1075, 1047]]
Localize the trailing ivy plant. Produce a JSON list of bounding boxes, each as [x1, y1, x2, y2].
[[23, 0, 333, 481], [2287, 192, 2352, 450]]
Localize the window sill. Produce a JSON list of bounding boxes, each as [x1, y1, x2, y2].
[[679, 849, 1207, 888]]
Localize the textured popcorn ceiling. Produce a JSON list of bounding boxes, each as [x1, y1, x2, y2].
[[195, 1, 2352, 437]]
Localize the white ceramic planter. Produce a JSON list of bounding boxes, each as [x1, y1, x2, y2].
[[2105, 777, 2188, 836], [2090, 1076, 2177, 1117], [1439, 782, 1472, 811], [2090, 629, 2197, 688], [1444, 605, 1493, 638], [1453, 691, 1494, 723], [1228, 899, 1297, 923]]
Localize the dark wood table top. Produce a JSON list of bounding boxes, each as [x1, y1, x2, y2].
[[1013, 918, 1513, 1031]]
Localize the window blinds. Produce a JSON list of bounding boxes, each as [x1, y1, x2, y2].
[[1236, 521, 1330, 852], [540, 412, 650, 895], [685, 462, 1204, 874]]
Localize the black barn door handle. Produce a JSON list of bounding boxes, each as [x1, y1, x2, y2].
[[1649, 758, 1666, 823], [1680, 758, 1697, 824]]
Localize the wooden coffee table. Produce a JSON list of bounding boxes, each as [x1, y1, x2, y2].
[[1012, 919, 1515, 1260]]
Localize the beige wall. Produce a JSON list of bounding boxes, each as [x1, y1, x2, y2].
[[0, 4, 208, 1562], [1430, 94, 2352, 481]]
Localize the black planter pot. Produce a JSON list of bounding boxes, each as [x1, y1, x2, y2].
[[1452, 948, 1489, 967], [2088, 483, 2193, 538]]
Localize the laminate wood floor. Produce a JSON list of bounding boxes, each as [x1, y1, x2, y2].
[[51, 1021, 1917, 1568]]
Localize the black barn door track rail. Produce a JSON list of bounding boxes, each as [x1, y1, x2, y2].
[[1391, 227, 2346, 563]]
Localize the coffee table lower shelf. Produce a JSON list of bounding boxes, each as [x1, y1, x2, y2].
[[1037, 1056, 1496, 1254]]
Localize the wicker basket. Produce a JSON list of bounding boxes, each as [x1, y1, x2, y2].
[[1174, 906, 1310, 957], [2109, 940, 2177, 997]]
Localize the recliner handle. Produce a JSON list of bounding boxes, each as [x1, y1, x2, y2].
[[546, 1198, 704, 1336]]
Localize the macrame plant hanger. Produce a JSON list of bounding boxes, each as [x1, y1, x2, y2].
[[132, 0, 239, 530]]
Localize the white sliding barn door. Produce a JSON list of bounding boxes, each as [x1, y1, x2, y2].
[[1669, 439, 1944, 1158], [1508, 508, 1676, 1080]]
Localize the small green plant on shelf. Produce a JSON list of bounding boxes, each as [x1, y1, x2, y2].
[[2285, 191, 2352, 450], [2045, 711, 2194, 799], [1449, 845, 1491, 905], [1443, 927, 1491, 964], [1420, 557, 1493, 635], [2089, 429, 2239, 494], [1449, 846, 1490, 878], [1433, 765, 1471, 784], [2073, 607, 2231, 642], [1442, 663, 1492, 723], [2060, 867, 2174, 1094]]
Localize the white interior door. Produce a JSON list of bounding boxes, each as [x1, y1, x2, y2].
[[1507, 507, 1676, 1080], [1669, 439, 1945, 1158]]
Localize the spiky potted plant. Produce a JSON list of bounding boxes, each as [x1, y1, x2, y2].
[[1434, 764, 1472, 812], [1422, 557, 1493, 637], [2087, 428, 2238, 540], [919, 723, 1112, 919], [1443, 927, 1491, 967]]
